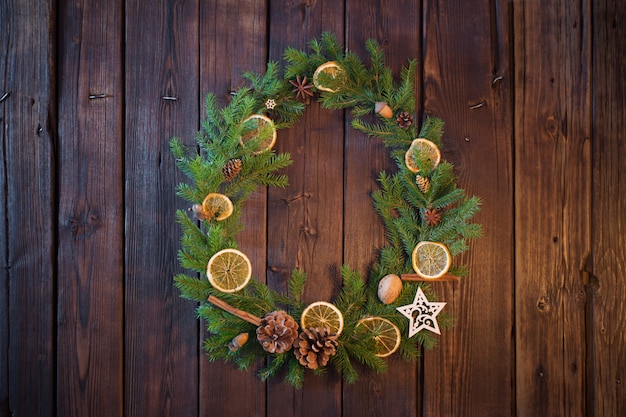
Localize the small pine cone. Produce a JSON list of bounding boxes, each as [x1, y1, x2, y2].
[[396, 111, 414, 129], [293, 327, 338, 370], [222, 158, 242, 182], [424, 208, 442, 226], [416, 174, 430, 193], [256, 310, 299, 354]]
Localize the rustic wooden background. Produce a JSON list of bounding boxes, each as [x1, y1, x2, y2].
[[1, 0, 624, 416]]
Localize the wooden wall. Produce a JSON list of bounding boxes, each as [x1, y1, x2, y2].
[[1, 1, 624, 416]]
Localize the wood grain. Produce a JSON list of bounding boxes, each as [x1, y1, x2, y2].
[[514, 0, 591, 416], [198, 1, 268, 416], [1, 1, 56, 416], [124, 1, 200, 416], [56, 1, 124, 416], [422, 0, 514, 416], [266, 2, 345, 416], [591, 0, 626, 415], [342, 2, 422, 416], [2, 2, 626, 417]]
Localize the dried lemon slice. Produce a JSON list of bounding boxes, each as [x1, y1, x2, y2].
[[239, 114, 277, 154], [404, 138, 441, 173], [202, 193, 234, 221], [206, 248, 252, 293], [356, 317, 401, 358], [411, 241, 451, 279], [300, 301, 344, 336]]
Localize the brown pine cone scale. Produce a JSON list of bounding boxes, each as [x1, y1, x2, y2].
[[294, 327, 338, 370], [256, 310, 299, 354]]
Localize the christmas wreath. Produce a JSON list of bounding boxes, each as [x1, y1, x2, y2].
[[171, 33, 482, 387]]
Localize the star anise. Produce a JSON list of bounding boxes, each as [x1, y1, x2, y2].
[[290, 75, 314, 103], [424, 208, 442, 226]]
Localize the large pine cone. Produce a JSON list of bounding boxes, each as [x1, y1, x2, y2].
[[256, 310, 299, 354], [293, 327, 338, 370]]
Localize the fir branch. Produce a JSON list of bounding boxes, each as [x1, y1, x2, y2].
[[288, 269, 307, 301], [174, 273, 209, 302], [285, 356, 305, 388], [332, 345, 359, 384], [417, 117, 445, 146], [258, 353, 288, 381]]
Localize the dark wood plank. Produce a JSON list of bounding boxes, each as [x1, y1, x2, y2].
[[124, 1, 200, 416], [266, 2, 345, 416], [342, 2, 421, 416], [56, 1, 124, 416], [591, 0, 626, 415], [514, 1, 591, 416], [198, 1, 268, 416], [422, 0, 515, 416], [1, 2, 9, 414], [0, 1, 55, 416]]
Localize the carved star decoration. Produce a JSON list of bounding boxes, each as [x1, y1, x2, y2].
[[396, 286, 446, 337], [289, 75, 314, 102], [265, 98, 276, 110]]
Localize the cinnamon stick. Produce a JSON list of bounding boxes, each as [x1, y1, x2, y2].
[[207, 294, 262, 326]]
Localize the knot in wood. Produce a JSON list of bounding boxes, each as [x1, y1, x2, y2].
[[536, 296, 550, 313], [544, 115, 559, 137]]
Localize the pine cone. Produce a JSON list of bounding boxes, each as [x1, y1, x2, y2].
[[293, 327, 338, 370], [256, 310, 299, 354], [416, 174, 430, 193], [396, 111, 414, 129], [424, 208, 441, 226], [222, 158, 242, 182]]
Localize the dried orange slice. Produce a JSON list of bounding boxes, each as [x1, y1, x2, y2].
[[202, 193, 234, 221], [404, 138, 441, 173], [239, 114, 277, 154], [356, 317, 401, 358], [300, 301, 344, 336], [411, 241, 451, 279], [206, 248, 252, 293], [313, 61, 343, 93]]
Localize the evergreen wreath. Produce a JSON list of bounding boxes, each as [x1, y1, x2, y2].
[[171, 33, 482, 387]]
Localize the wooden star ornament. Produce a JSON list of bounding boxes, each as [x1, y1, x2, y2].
[[396, 287, 446, 337]]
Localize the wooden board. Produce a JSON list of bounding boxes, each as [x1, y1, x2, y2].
[[514, 0, 591, 416], [342, 2, 422, 416], [591, 0, 626, 415], [422, 0, 515, 415], [266, 2, 345, 416], [2, 1, 626, 416], [0, 1, 56, 416], [56, 1, 124, 416], [198, 1, 268, 416], [124, 1, 200, 416]]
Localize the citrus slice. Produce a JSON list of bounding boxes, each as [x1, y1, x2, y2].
[[356, 317, 401, 358], [300, 301, 344, 336], [206, 248, 252, 293], [404, 138, 441, 173], [202, 193, 234, 221], [239, 114, 277, 154], [411, 241, 451, 279], [313, 61, 343, 92]]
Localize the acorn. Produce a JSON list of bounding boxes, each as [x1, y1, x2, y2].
[[191, 203, 206, 221], [375, 101, 393, 118], [377, 274, 403, 304], [228, 332, 249, 352]]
